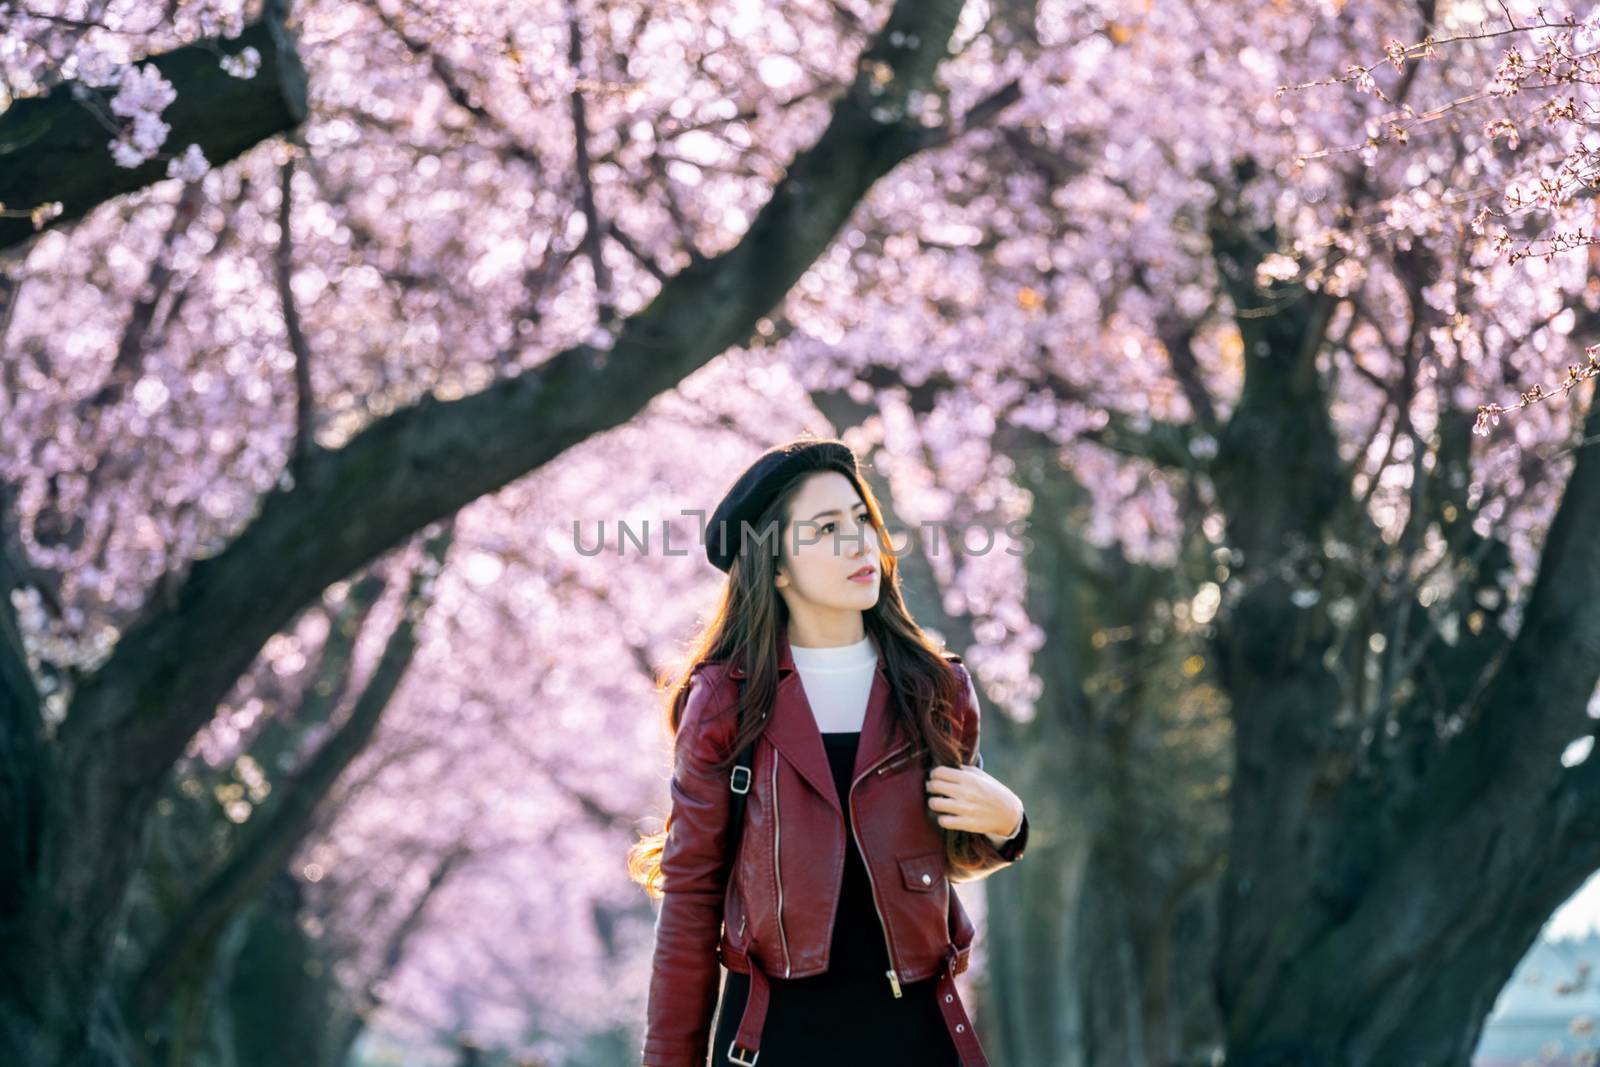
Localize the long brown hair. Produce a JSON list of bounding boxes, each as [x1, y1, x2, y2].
[[627, 442, 995, 899]]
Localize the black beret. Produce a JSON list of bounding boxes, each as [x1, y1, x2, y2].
[[706, 435, 860, 573]]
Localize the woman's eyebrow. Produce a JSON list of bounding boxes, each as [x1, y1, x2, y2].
[[807, 506, 869, 521]]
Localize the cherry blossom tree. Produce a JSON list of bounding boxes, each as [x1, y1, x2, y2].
[[733, 1, 1600, 1062], [5, 0, 1600, 1065], [0, 0, 1004, 1062]]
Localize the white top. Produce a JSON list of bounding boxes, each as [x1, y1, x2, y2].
[[789, 633, 878, 733], [792, 633, 1024, 845]]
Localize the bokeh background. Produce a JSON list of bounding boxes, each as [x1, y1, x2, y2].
[[3, 0, 1600, 1064]]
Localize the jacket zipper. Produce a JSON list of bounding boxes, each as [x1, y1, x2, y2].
[[772, 754, 792, 977], [850, 740, 913, 998], [876, 745, 926, 776]]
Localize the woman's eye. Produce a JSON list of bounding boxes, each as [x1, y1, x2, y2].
[[821, 521, 837, 533]]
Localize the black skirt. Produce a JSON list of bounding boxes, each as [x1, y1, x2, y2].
[[710, 966, 960, 1067], [709, 730, 961, 1067]]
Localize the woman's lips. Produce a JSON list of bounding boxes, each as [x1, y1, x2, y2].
[[848, 567, 877, 583]]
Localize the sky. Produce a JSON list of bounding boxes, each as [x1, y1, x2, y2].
[[1545, 870, 1600, 942]]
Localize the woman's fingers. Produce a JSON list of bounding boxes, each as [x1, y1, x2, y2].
[[926, 765, 976, 793], [927, 765, 1017, 835]]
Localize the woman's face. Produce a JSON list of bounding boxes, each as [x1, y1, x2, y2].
[[774, 471, 883, 617]]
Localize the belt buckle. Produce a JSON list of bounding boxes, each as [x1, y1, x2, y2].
[[730, 766, 752, 794], [727, 1039, 760, 1065]]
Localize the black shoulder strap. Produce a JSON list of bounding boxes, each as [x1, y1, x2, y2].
[[724, 674, 756, 874]]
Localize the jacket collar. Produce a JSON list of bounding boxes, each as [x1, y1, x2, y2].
[[726, 624, 804, 680], [731, 624, 900, 817]]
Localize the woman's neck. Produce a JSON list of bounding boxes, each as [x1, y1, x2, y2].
[[785, 615, 866, 649]]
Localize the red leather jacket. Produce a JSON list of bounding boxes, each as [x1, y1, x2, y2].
[[641, 630, 1028, 1066]]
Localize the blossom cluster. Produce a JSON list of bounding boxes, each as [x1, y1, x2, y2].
[[106, 63, 177, 169]]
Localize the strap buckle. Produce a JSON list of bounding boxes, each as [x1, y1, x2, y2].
[[727, 1039, 760, 1065], [730, 765, 752, 794]]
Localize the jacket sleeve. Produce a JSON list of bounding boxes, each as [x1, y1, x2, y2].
[[950, 662, 1028, 883], [641, 668, 738, 1067]]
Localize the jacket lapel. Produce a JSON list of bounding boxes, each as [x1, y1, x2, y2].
[[748, 625, 898, 817]]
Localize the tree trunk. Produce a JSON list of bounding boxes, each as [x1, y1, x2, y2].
[[982, 447, 1230, 1066], [1204, 167, 1600, 1065]]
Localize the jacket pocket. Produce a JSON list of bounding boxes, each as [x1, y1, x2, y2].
[[898, 850, 945, 892]]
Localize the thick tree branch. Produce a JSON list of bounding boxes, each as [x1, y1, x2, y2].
[[128, 522, 451, 1020], [1422, 386, 1600, 813], [0, 9, 308, 251], [1205, 163, 1349, 558], [232, 572, 388, 783], [25, 0, 1000, 1008]]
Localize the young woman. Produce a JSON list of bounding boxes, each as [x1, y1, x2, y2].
[[629, 434, 1029, 1067]]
